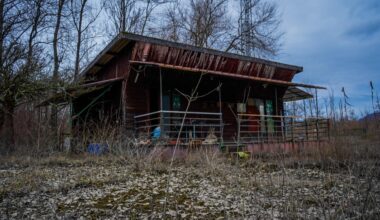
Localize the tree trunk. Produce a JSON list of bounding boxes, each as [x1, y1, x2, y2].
[[51, 0, 65, 150], [0, 102, 15, 155], [0, 0, 4, 68], [0, 108, 4, 134], [73, 0, 85, 80], [73, 30, 82, 79]]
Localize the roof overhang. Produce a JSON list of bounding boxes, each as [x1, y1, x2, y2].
[[37, 77, 124, 107], [283, 86, 314, 102], [129, 60, 326, 90], [80, 35, 131, 78]]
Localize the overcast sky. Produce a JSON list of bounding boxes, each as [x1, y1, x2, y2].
[[273, 0, 380, 113]]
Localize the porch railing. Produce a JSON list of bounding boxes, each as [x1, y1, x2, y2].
[[237, 114, 330, 144], [134, 110, 223, 146], [134, 111, 329, 146]]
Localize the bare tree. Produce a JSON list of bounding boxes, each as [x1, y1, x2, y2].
[[139, 0, 172, 35], [160, 0, 229, 47], [69, 0, 102, 80], [26, 0, 49, 66], [103, 0, 141, 36], [159, 2, 181, 42], [341, 87, 351, 120], [50, 0, 66, 144], [369, 81, 380, 114], [0, 107, 3, 132], [0, 0, 48, 154], [103, 0, 169, 38], [160, 0, 282, 57]]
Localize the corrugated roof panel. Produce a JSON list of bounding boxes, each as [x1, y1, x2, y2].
[[283, 87, 313, 102]]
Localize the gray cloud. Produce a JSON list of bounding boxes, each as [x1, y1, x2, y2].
[[275, 0, 380, 112], [345, 19, 380, 38]]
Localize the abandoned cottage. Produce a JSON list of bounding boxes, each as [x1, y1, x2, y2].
[[45, 33, 329, 152]]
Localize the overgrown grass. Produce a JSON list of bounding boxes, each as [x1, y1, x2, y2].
[[1, 119, 380, 218]]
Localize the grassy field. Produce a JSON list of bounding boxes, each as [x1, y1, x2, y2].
[[1, 140, 379, 219]]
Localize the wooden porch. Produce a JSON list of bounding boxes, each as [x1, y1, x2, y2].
[[133, 110, 330, 151]]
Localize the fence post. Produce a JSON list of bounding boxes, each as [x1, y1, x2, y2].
[[159, 67, 164, 139], [327, 119, 331, 142], [133, 115, 137, 137], [305, 118, 309, 141], [291, 117, 295, 148], [280, 115, 286, 143], [218, 84, 223, 147], [316, 118, 320, 143], [315, 88, 320, 146], [266, 116, 270, 144], [259, 116, 264, 149], [160, 111, 164, 139], [237, 117, 241, 149], [219, 114, 223, 147]]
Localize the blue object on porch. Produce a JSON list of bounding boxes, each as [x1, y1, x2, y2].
[[152, 126, 161, 139], [87, 143, 108, 155]]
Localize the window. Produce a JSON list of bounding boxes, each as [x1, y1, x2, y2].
[[172, 94, 181, 110], [265, 100, 275, 133]]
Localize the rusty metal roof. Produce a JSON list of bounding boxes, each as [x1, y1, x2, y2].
[[80, 32, 326, 89], [81, 33, 302, 76]]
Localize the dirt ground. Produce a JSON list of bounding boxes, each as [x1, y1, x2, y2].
[[0, 153, 379, 219]]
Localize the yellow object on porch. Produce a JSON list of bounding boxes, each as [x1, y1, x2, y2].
[[237, 151, 250, 159]]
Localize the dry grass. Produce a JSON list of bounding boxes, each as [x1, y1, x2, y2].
[[1, 119, 380, 219], [1, 137, 380, 219]]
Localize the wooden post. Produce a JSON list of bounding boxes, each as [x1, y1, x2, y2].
[[159, 67, 163, 135], [259, 116, 264, 149], [68, 97, 73, 152], [303, 100, 309, 141], [237, 117, 241, 149], [275, 88, 278, 115], [275, 88, 279, 143], [327, 118, 331, 142], [292, 101, 296, 148], [291, 117, 294, 149], [218, 83, 223, 146], [315, 89, 320, 143], [266, 116, 270, 144], [121, 79, 127, 130], [280, 113, 286, 147], [37, 106, 41, 152], [160, 68, 163, 111]]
